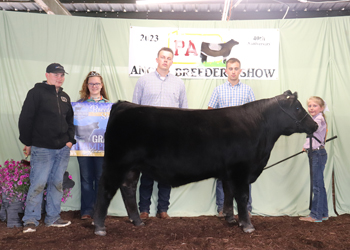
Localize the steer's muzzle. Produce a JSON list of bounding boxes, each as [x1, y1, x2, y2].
[[306, 121, 318, 134], [302, 118, 318, 135]]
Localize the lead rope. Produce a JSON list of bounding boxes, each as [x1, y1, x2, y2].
[[307, 134, 313, 210]]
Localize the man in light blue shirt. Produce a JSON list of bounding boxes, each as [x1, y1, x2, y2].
[[208, 58, 255, 218], [133, 47, 188, 220]]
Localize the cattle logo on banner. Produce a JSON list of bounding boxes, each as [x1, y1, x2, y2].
[[129, 27, 280, 80], [70, 102, 112, 157]]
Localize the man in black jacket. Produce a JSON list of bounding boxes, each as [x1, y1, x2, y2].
[[19, 63, 76, 233]]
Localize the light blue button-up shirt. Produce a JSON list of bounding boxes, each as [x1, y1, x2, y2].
[[132, 71, 188, 108], [208, 80, 255, 109]]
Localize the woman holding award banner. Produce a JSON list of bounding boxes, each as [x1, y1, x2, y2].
[[77, 71, 110, 220]]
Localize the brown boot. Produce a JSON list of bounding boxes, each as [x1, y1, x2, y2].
[[140, 212, 149, 220], [217, 211, 225, 218], [156, 212, 171, 219]]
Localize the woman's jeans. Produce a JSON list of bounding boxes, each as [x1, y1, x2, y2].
[[138, 172, 171, 214], [77, 156, 104, 217], [309, 148, 328, 220], [23, 146, 70, 226]]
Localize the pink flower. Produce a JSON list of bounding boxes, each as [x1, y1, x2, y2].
[[68, 175, 72, 180], [18, 180, 22, 185]]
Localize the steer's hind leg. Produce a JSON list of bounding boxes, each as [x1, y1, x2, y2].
[[119, 169, 143, 226], [222, 180, 235, 224], [235, 183, 255, 233], [94, 170, 120, 236]]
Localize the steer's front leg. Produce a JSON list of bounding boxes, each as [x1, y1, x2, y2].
[[236, 185, 255, 233], [94, 174, 116, 236], [222, 180, 235, 224]]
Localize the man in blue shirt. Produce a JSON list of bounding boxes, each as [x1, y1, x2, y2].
[[208, 58, 255, 218], [133, 47, 188, 220]]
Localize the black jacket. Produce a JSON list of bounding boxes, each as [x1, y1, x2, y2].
[[18, 81, 76, 149]]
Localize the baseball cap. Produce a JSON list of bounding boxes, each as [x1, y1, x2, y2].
[[46, 63, 68, 74]]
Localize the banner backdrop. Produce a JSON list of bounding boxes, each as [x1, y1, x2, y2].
[[70, 102, 112, 157], [129, 27, 280, 80]]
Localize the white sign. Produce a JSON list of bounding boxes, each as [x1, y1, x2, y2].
[[129, 27, 280, 80]]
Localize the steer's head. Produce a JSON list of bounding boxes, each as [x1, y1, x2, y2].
[[275, 90, 318, 135]]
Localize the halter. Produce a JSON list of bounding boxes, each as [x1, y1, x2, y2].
[[274, 97, 309, 125]]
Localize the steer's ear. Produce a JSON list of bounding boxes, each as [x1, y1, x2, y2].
[[283, 90, 293, 96], [293, 92, 298, 99]]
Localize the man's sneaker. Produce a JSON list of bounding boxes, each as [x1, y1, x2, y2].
[[47, 218, 71, 227], [23, 223, 36, 233]]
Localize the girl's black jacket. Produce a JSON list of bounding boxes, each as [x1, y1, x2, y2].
[[18, 81, 76, 149]]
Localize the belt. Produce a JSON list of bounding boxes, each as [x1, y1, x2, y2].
[[310, 145, 325, 151]]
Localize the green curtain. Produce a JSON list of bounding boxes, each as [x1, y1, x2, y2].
[[1, 11, 348, 217]]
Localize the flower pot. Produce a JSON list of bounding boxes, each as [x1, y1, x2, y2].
[[1, 195, 24, 228], [0, 203, 6, 221], [6, 201, 24, 228]]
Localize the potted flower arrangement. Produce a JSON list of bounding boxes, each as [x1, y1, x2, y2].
[[0, 159, 31, 203], [0, 159, 31, 228], [0, 159, 74, 228]]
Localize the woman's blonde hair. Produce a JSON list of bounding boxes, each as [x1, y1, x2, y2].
[[79, 71, 109, 101]]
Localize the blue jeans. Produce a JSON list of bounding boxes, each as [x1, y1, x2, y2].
[[216, 179, 252, 213], [309, 148, 328, 220], [23, 146, 71, 226], [138, 173, 171, 214], [77, 156, 104, 217]]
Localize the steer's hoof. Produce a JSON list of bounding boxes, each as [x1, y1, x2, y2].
[[95, 229, 107, 236], [242, 225, 255, 233], [132, 219, 145, 226], [226, 217, 236, 224], [94, 226, 107, 236], [225, 214, 236, 224]]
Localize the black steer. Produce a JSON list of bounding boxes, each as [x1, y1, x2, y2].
[[94, 90, 317, 236]]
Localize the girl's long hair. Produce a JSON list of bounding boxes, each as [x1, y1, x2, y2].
[[79, 71, 109, 101]]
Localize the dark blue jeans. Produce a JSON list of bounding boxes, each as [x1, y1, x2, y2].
[[77, 156, 104, 217], [216, 179, 252, 213], [309, 148, 328, 220], [138, 173, 171, 214]]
